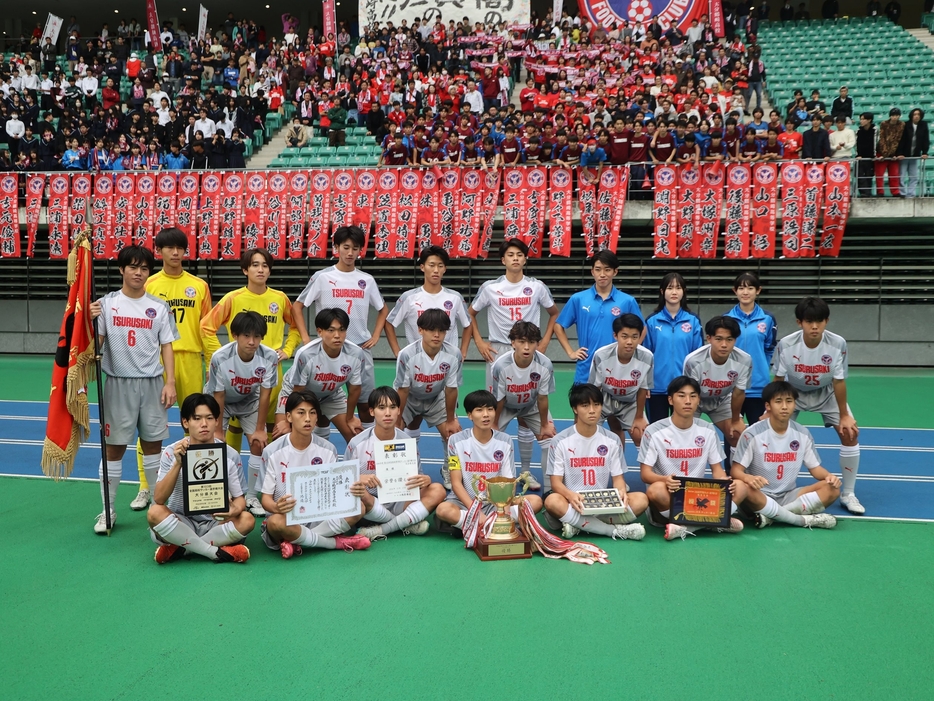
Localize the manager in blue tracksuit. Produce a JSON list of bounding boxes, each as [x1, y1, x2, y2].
[[642, 273, 703, 423]]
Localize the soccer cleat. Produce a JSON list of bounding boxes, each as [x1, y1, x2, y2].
[[526, 475, 542, 490], [279, 541, 303, 559], [153, 544, 185, 564], [804, 513, 837, 530], [718, 517, 745, 534], [839, 494, 866, 515], [216, 544, 251, 563], [755, 513, 773, 529], [334, 534, 371, 552], [612, 523, 646, 541], [130, 489, 150, 511], [665, 523, 696, 541], [402, 520, 430, 536], [441, 466, 452, 491], [245, 497, 266, 517], [93, 512, 116, 534], [356, 525, 385, 541], [561, 523, 581, 539]]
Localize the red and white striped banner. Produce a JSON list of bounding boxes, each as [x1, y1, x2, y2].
[[285, 171, 308, 259], [91, 174, 114, 259], [820, 161, 851, 257], [723, 163, 751, 259], [197, 172, 222, 259], [219, 172, 244, 260], [175, 172, 199, 255], [435, 169, 460, 251], [307, 170, 333, 258], [0, 174, 20, 258], [417, 169, 440, 254], [453, 169, 483, 259], [47, 174, 70, 259], [373, 170, 397, 258], [652, 165, 677, 259], [265, 172, 287, 259], [675, 165, 701, 258], [750, 163, 778, 259], [477, 170, 501, 259], [243, 173, 266, 251], [799, 163, 824, 258], [695, 164, 723, 258], [25, 174, 45, 258]]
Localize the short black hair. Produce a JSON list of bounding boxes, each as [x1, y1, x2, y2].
[[315, 308, 350, 331], [153, 227, 188, 250], [418, 245, 449, 266], [285, 390, 321, 415], [180, 392, 220, 421], [416, 308, 452, 332], [733, 271, 761, 289], [667, 375, 700, 397], [795, 296, 830, 323], [762, 380, 799, 404], [240, 247, 273, 272], [464, 389, 497, 413], [117, 245, 155, 270], [368, 386, 400, 409], [230, 310, 268, 338], [499, 237, 528, 258], [333, 225, 365, 249], [590, 250, 619, 269], [508, 320, 542, 344], [612, 313, 644, 335], [568, 383, 603, 409], [704, 315, 741, 338], [653, 272, 692, 314]]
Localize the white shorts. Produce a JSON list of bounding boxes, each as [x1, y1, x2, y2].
[[793, 389, 853, 428], [223, 408, 258, 436], [149, 514, 215, 544], [485, 342, 512, 393], [317, 391, 349, 421], [601, 397, 638, 429], [402, 393, 447, 427], [103, 376, 169, 445], [498, 405, 552, 435], [696, 397, 733, 424]]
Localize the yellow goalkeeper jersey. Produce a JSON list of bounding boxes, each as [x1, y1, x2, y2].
[[145, 270, 212, 353], [201, 285, 302, 363]]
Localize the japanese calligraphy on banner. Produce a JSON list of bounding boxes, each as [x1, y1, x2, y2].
[[750, 163, 778, 259], [47, 174, 70, 259], [675, 166, 700, 258], [286, 171, 309, 259], [25, 174, 45, 257], [373, 170, 397, 258], [243, 173, 266, 251], [723, 163, 751, 259], [396, 169, 420, 258], [69, 173, 91, 247], [548, 167, 573, 257], [502, 168, 524, 242], [352, 169, 377, 253], [360, 0, 529, 32], [525, 167, 548, 257], [91, 174, 114, 259], [580, 0, 708, 31], [176, 173, 199, 255], [198, 172, 222, 259], [596, 166, 627, 253], [453, 169, 483, 259], [219, 172, 244, 260], [651, 165, 677, 259], [265, 172, 288, 259], [307, 170, 333, 258], [578, 176, 598, 256], [435, 169, 460, 251], [799, 163, 824, 258], [133, 173, 156, 249], [694, 164, 723, 258], [780, 162, 803, 258], [112, 173, 135, 258], [0, 174, 19, 258], [330, 169, 355, 239], [417, 169, 439, 254], [154, 173, 177, 236], [820, 161, 851, 257], [477, 170, 501, 259]]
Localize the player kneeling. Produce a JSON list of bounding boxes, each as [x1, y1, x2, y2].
[[260, 391, 370, 558], [348, 387, 446, 541], [147, 394, 254, 564], [638, 376, 749, 541], [731, 381, 839, 530], [435, 390, 544, 531], [544, 384, 648, 541]]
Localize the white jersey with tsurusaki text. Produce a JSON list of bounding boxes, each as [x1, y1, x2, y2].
[[277, 338, 365, 410], [637, 418, 725, 478], [96, 290, 179, 377], [296, 265, 385, 346], [393, 340, 463, 402], [157, 440, 243, 522], [771, 329, 847, 407], [204, 341, 279, 415], [446, 428, 515, 502], [588, 343, 654, 406], [469, 275, 555, 344], [682, 345, 753, 411], [259, 433, 339, 502], [733, 419, 822, 498], [490, 350, 555, 411], [549, 425, 627, 491], [386, 286, 471, 347]]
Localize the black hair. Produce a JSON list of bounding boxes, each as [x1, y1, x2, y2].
[[464, 389, 497, 413], [117, 245, 155, 271], [568, 383, 603, 409], [153, 227, 188, 250], [498, 237, 529, 258], [368, 386, 401, 409], [795, 296, 830, 323], [667, 375, 700, 397], [590, 249, 619, 269], [285, 390, 321, 416], [508, 320, 542, 344], [762, 380, 799, 404], [315, 308, 350, 331], [418, 245, 449, 266], [417, 308, 452, 332], [240, 247, 273, 272], [733, 271, 762, 289], [230, 310, 268, 338], [180, 392, 221, 421], [612, 313, 644, 335], [704, 315, 741, 338], [333, 225, 366, 249], [652, 272, 692, 313]]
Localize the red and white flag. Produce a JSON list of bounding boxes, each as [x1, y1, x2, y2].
[[525, 167, 548, 257], [265, 172, 288, 259], [675, 165, 701, 258], [395, 169, 421, 258], [307, 170, 333, 258], [694, 164, 723, 258], [91, 174, 114, 259], [243, 172, 266, 250], [154, 173, 177, 236], [799, 163, 824, 258], [285, 172, 308, 259], [417, 169, 440, 254], [453, 169, 483, 259], [133, 172, 156, 249], [548, 167, 574, 257], [219, 172, 244, 260], [596, 166, 628, 253], [175, 173, 199, 256], [477, 170, 501, 259], [750, 163, 778, 259], [25, 174, 45, 258], [111, 173, 135, 258], [652, 165, 677, 259], [146, 0, 163, 53], [47, 174, 70, 259], [0, 174, 20, 258], [352, 169, 377, 254], [502, 168, 524, 243], [330, 169, 355, 239], [373, 170, 398, 258], [436, 169, 461, 252], [820, 161, 851, 257], [198, 172, 222, 259], [578, 174, 598, 255], [723, 163, 751, 259]]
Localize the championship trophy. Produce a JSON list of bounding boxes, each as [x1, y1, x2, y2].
[[470, 472, 533, 561]]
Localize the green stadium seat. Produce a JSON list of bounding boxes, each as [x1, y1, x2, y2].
[[307, 155, 330, 167], [281, 147, 299, 157]]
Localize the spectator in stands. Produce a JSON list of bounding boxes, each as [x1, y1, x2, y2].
[[885, 1, 901, 24], [803, 114, 831, 160], [284, 115, 306, 148], [867, 1, 883, 17], [876, 108, 905, 197], [856, 112, 876, 197], [780, 1, 795, 21], [822, 0, 840, 19], [829, 116, 856, 159], [806, 90, 826, 120], [898, 109, 929, 198], [831, 87, 853, 124]]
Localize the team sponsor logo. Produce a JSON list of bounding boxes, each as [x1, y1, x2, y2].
[[289, 173, 308, 190], [421, 171, 437, 189], [184, 287, 196, 298], [340, 365, 352, 374], [137, 175, 156, 194], [806, 165, 825, 184], [96, 177, 113, 194], [728, 166, 750, 186], [493, 450, 505, 461], [311, 457, 323, 465], [506, 170, 523, 188], [443, 300, 454, 310], [727, 370, 738, 380], [27, 176, 45, 195], [681, 168, 700, 186], [600, 170, 617, 188], [226, 175, 243, 192], [827, 164, 848, 183], [357, 279, 367, 289], [694, 436, 706, 447], [597, 444, 608, 456], [378, 171, 397, 190], [442, 171, 459, 188], [789, 440, 800, 451], [529, 372, 541, 381], [631, 369, 642, 380], [401, 171, 420, 190], [269, 302, 279, 313], [757, 322, 767, 333], [463, 171, 481, 189], [528, 168, 546, 187], [681, 322, 692, 333], [202, 174, 221, 192], [754, 165, 776, 184], [523, 286, 533, 295], [116, 174, 135, 195], [611, 307, 621, 316], [357, 171, 376, 190], [247, 174, 265, 192], [145, 308, 157, 319], [821, 354, 833, 364], [180, 174, 199, 194], [655, 166, 676, 186], [254, 367, 266, 378], [783, 164, 803, 184], [439, 362, 451, 372]]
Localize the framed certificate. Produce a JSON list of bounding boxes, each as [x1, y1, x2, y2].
[[670, 477, 732, 528], [181, 442, 229, 516], [375, 438, 419, 504], [285, 461, 360, 526]]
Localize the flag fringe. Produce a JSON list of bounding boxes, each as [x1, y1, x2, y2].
[[40, 433, 79, 481]]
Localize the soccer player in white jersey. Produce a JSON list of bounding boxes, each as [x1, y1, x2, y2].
[[543, 384, 648, 541], [638, 376, 749, 541], [88, 246, 180, 534], [436, 390, 544, 530], [731, 381, 839, 530], [260, 391, 371, 558], [393, 309, 464, 489], [350, 387, 446, 540], [771, 297, 863, 514], [274, 308, 366, 443], [588, 313, 653, 449], [291, 226, 389, 431], [147, 394, 254, 563], [682, 315, 753, 458], [491, 321, 557, 490], [467, 238, 558, 394], [385, 246, 473, 359], [203, 311, 279, 518]]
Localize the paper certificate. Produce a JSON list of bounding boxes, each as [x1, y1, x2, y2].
[[375, 438, 420, 504], [285, 461, 360, 526]]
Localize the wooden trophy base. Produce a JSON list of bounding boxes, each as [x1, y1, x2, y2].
[[474, 532, 532, 561]]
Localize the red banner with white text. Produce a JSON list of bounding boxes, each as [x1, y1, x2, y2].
[[723, 163, 751, 259], [820, 161, 851, 257], [435, 169, 460, 251], [197, 172, 221, 259], [477, 170, 501, 259], [307, 170, 333, 258], [750, 163, 778, 259], [175, 172, 199, 255], [453, 169, 483, 259], [799, 163, 825, 258], [285, 171, 308, 259], [417, 169, 440, 254], [330, 169, 355, 241], [91, 174, 113, 259], [243, 172, 266, 251], [0, 174, 20, 257], [695, 164, 723, 258], [395, 169, 420, 258], [219, 172, 244, 260], [25, 174, 45, 257], [675, 165, 701, 258], [652, 165, 677, 259], [373, 170, 397, 258], [265, 172, 287, 259], [548, 167, 574, 257], [47, 174, 70, 259]]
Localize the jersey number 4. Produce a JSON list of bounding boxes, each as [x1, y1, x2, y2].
[[680, 459, 689, 476]]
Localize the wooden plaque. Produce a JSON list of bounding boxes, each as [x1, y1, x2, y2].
[[474, 532, 533, 561]]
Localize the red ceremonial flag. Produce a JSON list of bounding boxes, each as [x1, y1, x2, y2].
[[265, 171, 288, 259], [750, 162, 779, 259], [197, 172, 222, 259], [352, 169, 377, 254], [606, 166, 629, 253], [548, 167, 574, 257], [25, 174, 45, 258], [41, 230, 95, 479], [395, 168, 421, 258], [146, 0, 163, 53], [723, 163, 752, 259], [285, 171, 309, 259], [710, 0, 726, 37], [307, 170, 333, 258], [0, 174, 20, 257], [820, 161, 851, 257], [90, 174, 114, 259], [502, 168, 524, 242], [675, 165, 701, 258], [175, 172, 199, 255], [47, 173, 71, 259], [154, 172, 177, 236], [477, 170, 501, 259], [417, 169, 440, 255], [133, 172, 156, 249], [373, 170, 398, 258], [436, 169, 461, 252], [111, 172, 135, 258], [453, 168, 483, 259], [219, 172, 244, 260], [651, 165, 678, 259], [243, 172, 266, 251], [780, 162, 804, 258], [525, 167, 548, 258], [578, 174, 598, 256], [799, 163, 825, 258], [694, 164, 724, 258], [330, 169, 355, 238]]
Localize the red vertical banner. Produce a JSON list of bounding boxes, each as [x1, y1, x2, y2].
[[219, 172, 244, 260], [133, 173, 156, 249], [452, 169, 483, 259], [91, 174, 114, 259], [502, 168, 524, 242], [112, 173, 136, 258], [175, 172, 199, 255], [47, 174, 70, 259], [436, 169, 460, 252], [198, 172, 222, 259], [750, 163, 778, 259], [820, 162, 851, 257], [330, 169, 355, 238], [352, 169, 377, 253], [417, 169, 439, 255], [373, 170, 398, 258], [25, 174, 45, 258], [548, 167, 574, 257], [396, 169, 421, 258], [675, 165, 701, 258], [652, 165, 677, 259], [243, 173, 266, 251], [779, 162, 803, 258], [285, 171, 308, 259], [322, 0, 337, 36], [265, 172, 287, 259], [578, 175, 597, 256], [154, 173, 177, 235], [477, 170, 501, 259], [607, 167, 629, 253], [0, 174, 20, 257], [69, 173, 91, 249], [525, 167, 548, 258], [146, 0, 163, 52], [596, 167, 620, 252], [799, 163, 825, 258], [307, 170, 333, 258], [694, 164, 724, 258], [710, 0, 726, 37], [723, 163, 751, 259]]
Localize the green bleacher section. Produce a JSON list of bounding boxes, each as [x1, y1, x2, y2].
[[270, 126, 382, 168]]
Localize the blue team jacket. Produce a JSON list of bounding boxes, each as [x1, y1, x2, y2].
[[643, 307, 703, 391], [724, 303, 777, 398]]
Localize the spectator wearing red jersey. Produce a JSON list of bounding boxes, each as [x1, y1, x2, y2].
[[777, 118, 803, 159]]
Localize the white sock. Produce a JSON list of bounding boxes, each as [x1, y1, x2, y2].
[[509, 504, 519, 521], [99, 460, 122, 514], [365, 502, 394, 523], [612, 505, 637, 524], [455, 509, 467, 529], [787, 491, 824, 515], [758, 495, 806, 526], [518, 426, 534, 472], [839, 445, 860, 496], [153, 513, 218, 560], [142, 454, 160, 495], [659, 509, 670, 519], [313, 425, 331, 440], [293, 524, 335, 549], [204, 520, 243, 546], [538, 437, 551, 483], [312, 518, 350, 536], [381, 501, 430, 535], [730, 502, 739, 515], [562, 504, 616, 536], [246, 455, 262, 500]]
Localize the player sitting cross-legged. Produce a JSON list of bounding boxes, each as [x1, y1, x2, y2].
[[731, 381, 839, 530], [543, 384, 648, 541]]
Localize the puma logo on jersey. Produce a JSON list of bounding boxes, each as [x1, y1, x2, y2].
[[462, 450, 471, 458], [581, 306, 590, 312], [567, 448, 576, 454], [663, 439, 672, 446]]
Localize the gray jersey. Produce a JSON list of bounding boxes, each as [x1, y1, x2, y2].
[[549, 425, 626, 491], [588, 343, 654, 406], [394, 340, 463, 403], [386, 286, 471, 347], [259, 433, 340, 502], [490, 350, 555, 411], [733, 419, 822, 498], [683, 345, 753, 412], [345, 426, 421, 498], [771, 329, 848, 411], [277, 338, 365, 412], [204, 341, 279, 416], [157, 440, 244, 522], [637, 417, 725, 477], [296, 265, 385, 346], [97, 290, 179, 377]]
